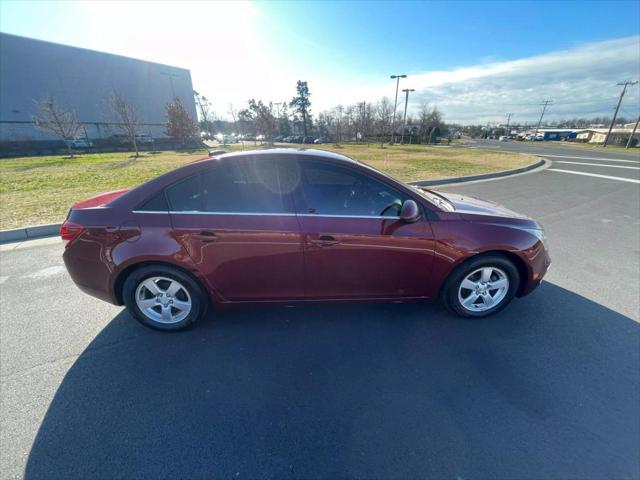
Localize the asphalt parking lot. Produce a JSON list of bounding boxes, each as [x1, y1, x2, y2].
[[1, 142, 639, 479]]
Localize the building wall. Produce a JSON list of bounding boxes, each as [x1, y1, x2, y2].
[[0, 33, 197, 142]]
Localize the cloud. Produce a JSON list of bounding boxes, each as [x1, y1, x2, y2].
[[329, 36, 640, 124]]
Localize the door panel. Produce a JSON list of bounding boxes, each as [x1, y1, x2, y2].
[[166, 156, 304, 302], [291, 158, 436, 299], [170, 213, 304, 301], [298, 215, 435, 299]]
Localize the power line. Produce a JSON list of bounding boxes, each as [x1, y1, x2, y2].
[[604, 80, 638, 147]]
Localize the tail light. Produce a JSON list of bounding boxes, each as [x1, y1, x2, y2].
[[60, 220, 84, 248]]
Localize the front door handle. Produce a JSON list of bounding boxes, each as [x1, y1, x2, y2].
[[309, 235, 340, 247]]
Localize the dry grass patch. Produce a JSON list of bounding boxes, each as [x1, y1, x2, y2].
[[0, 144, 535, 229]]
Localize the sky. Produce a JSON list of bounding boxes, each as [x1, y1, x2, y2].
[[1, 0, 639, 124]]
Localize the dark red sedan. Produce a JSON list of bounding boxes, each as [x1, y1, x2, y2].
[[62, 149, 550, 330]]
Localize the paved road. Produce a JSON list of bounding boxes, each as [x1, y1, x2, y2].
[[1, 143, 639, 479]]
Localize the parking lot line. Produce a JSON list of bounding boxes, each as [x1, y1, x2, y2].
[[542, 154, 640, 164], [554, 161, 640, 170], [547, 169, 640, 184]]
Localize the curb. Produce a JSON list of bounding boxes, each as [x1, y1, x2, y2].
[[409, 157, 546, 187], [0, 157, 546, 245], [0, 224, 61, 245]]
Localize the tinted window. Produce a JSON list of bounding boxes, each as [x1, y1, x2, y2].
[[166, 158, 288, 214], [299, 160, 406, 217], [137, 191, 169, 212]]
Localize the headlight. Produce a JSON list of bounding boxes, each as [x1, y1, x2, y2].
[[523, 228, 548, 250]]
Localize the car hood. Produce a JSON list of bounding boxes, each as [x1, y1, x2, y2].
[[437, 191, 530, 220]]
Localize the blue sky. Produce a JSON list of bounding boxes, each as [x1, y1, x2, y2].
[[1, 0, 639, 123]]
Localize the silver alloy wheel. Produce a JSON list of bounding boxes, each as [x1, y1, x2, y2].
[[457, 266, 509, 313], [135, 276, 192, 324]]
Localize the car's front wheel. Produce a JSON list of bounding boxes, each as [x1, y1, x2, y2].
[[442, 255, 519, 318], [123, 265, 207, 331]]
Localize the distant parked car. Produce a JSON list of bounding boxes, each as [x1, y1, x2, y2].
[[135, 133, 154, 144], [216, 134, 239, 144], [274, 135, 285, 142], [69, 138, 93, 149], [499, 136, 508, 142], [303, 136, 316, 144], [314, 137, 330, 144], [61, 148, 550, 331]]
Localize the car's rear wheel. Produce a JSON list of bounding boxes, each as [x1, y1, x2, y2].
[[442, 255, 519, 318], [123, 265, 207, 331]]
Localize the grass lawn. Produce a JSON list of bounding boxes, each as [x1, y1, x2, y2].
[[0, 144, 534, 229]]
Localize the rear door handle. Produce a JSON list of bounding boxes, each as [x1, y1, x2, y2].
[[309, 235, 340, 247], [193, 230, 218, 243]]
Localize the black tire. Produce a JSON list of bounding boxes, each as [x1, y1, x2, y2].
[[441, 255, 520, 318], [122, 264, 207, 331]]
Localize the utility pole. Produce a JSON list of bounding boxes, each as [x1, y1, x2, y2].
[[535, 100, 553, 138], [627, 115, 640, 149], [505, 113, 512, 137], [389, 74, 407, 144], [604, 80, 638, 147], [400, 88, 415, 144]]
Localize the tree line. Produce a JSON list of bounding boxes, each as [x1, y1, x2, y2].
[[197, 80, 447, 146], [33, 79, 449, 158]]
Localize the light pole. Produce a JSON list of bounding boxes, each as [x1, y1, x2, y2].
[[400, 88, 415, 144], [390, 74, 407, 144]]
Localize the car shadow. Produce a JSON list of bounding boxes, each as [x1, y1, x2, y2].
[[25, 282, 639, 479]]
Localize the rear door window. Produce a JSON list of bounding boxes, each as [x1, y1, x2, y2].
[[166, 158, 290, 214]]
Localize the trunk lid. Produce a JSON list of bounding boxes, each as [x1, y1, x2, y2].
[[71, 189, 131, 209]]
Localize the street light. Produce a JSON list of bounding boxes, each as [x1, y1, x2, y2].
[[400, 88, 415, 144], [390, 74, 407, 144]]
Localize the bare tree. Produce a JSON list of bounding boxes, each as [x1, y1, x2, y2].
[[375, 97, 393, 148], [418, 102, 431, 144], [332, 105, 344, 145], [110, 91, 141, 157], [228, 103, 237, 147], [32, 96, 81, 157]]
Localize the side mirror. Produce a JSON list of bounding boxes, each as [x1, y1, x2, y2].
[[400, 199, 420, 223]]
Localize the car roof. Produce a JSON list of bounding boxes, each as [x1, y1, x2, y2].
[[213, 148, 358, 164]]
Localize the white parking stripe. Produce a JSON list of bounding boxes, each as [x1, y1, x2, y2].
[[542, 154, 640, 164], [547, 169, 640, 184], [554, 161, 640, 170]]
